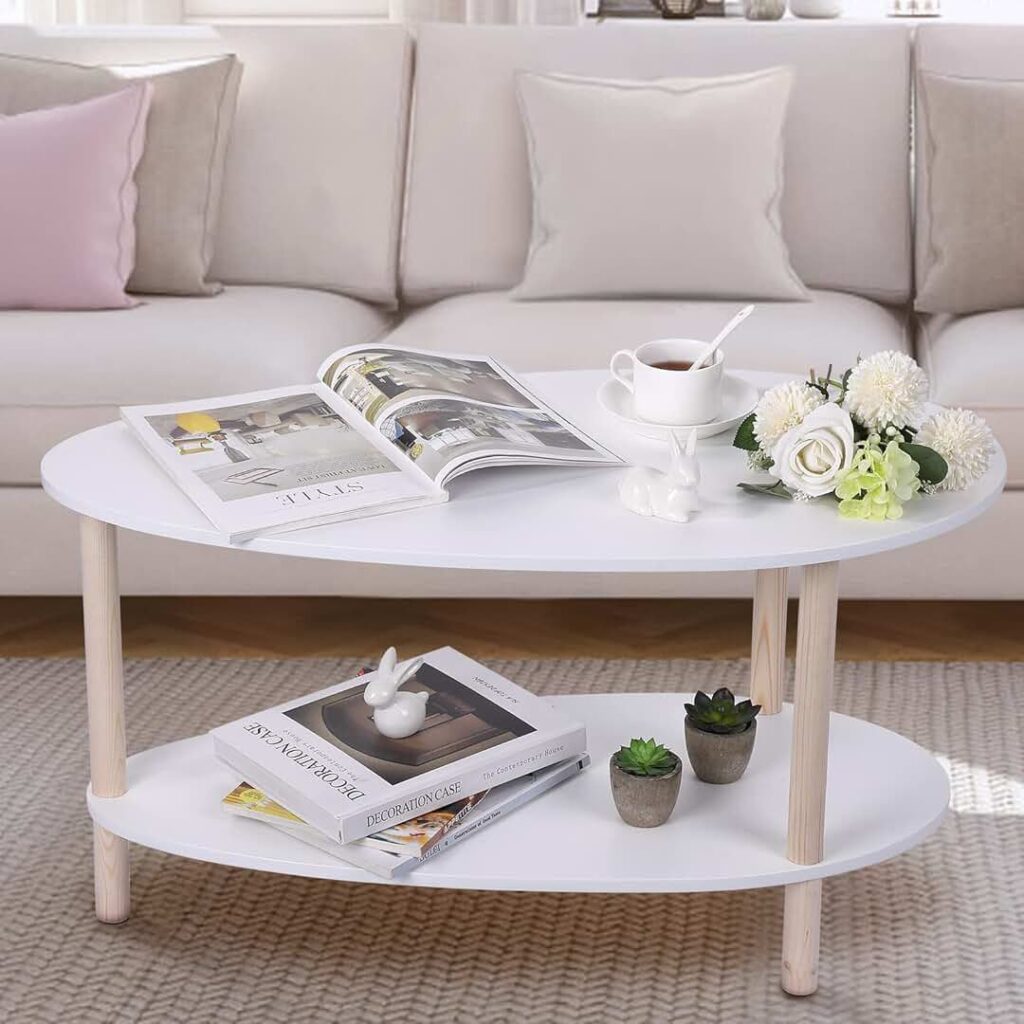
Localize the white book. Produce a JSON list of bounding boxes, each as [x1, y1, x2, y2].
[[120, 345, 619, 542], [210, 647, 587, 845], [226, 755, 591, 880]]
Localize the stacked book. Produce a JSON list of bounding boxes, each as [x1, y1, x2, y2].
[[211, 647, 589, 879]]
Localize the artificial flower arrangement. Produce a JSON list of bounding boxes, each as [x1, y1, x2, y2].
[[732, 351, 995, 520]]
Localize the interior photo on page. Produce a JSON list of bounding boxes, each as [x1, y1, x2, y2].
[[142, 392, 392, 501], [377, 397, 610, 481], [320, 346, 539, 425]]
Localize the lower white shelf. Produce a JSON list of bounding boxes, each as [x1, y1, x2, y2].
[[88, 693, 949, 893]]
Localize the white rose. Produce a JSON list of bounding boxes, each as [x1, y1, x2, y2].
[[772, 403, 855, 497]]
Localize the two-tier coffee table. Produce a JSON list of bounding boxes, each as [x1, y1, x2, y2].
[[40, 369, 1005, 996]]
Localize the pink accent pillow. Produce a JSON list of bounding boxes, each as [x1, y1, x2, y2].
[[0, 84, 152, 310]]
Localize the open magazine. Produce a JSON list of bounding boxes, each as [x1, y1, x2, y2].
[[121, 344, 620, 541]]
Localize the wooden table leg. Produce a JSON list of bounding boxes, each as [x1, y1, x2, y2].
[[750, 568, 788, 715], [781, 560, 839, 996], [80, 516, 130, 924]]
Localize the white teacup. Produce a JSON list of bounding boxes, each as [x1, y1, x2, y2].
[[609, 338, 724, 425]]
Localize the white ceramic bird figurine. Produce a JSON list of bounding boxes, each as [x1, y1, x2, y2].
[[619, 428, 702, 523], [363, 647, 428, 739]]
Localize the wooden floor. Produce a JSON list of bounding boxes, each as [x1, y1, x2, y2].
[[2, 597, 1022, 661]]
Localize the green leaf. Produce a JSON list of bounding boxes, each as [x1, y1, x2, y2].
[[899, 443, 948, 485], [615, 736, 678, 776], [738, 481, 794, 500], [732, 413, 759, 452]]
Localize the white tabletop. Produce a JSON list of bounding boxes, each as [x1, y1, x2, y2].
[[41, 370, 1005, 574]]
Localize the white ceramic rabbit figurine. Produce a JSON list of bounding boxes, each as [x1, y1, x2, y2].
[[618, 429, 702, 523], [363, 647, 428, 739]]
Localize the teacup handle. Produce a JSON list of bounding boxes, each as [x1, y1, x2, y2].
[[609, 349, 636, 394]]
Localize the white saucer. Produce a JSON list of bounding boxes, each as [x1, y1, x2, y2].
[[597, 373, 760, 441]]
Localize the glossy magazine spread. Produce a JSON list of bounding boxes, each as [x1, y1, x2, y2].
[[120, 344, 619, 542]]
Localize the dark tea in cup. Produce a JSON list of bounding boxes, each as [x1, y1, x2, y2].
[[649, 359, 695, 372]]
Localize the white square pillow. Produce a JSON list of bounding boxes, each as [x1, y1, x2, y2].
[[513, 69, 808, 303]]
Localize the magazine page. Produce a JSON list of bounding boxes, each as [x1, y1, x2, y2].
[[318, 344, 619, 483], [319, 344, 540, 424], [374, 395, 617, 484], [120, 383, 441, 542]]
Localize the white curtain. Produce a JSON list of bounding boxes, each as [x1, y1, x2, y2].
[[389, 0, 582, 23], [14, 1, 580, 24], [20, 0, 183, 23]]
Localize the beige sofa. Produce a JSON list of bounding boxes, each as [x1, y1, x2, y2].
[[1, 21, 1019, 598]]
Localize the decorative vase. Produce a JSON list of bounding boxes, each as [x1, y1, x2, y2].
[[609, 755, 682, 827], [651, 0, 704, 17], [684, 719, 756, 784], [743, 0, 786, 18], [790, 0, 841, 15]]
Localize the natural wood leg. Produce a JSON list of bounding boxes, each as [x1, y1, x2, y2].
[[781, 879, 822, 996], [81, 517, 130, 924], [750, 567, 788, 714], [781, 560, 839, 996]]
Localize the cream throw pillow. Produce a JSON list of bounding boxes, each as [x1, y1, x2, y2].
[[916, 71, 1024, 315], [0, 53, 242, 297], [513, 69, 807, 302]]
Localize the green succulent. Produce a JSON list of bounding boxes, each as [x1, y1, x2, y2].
[[613, 737, 680, 778], [685, 688, 760, 736]]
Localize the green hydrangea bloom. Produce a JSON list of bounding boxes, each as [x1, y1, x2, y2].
[[835, 437, 921, 521]]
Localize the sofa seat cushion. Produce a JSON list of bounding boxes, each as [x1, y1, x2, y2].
[[0, 285, 391, 484], [384, 289, 909, 374], [919, 310, 1024, 488]]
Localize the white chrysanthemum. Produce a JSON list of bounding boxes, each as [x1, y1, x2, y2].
[[752, 381, 823, 455], [844, 351, 928, 431], [916, 407, 994, 491]]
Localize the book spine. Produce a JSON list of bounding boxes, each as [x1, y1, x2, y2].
[[418, 792, 483, 856], [212, 734, 342, 841], [337, 724, 587, 844], [419, 756, 588, 864], [357, 791, 483, 858]]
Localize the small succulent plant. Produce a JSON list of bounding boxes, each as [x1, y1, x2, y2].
[[685, 688, 760, 735], [613, 737, 680, 778]]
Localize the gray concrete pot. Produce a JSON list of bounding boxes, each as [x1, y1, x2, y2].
[[684, 719, 756, 784], [609, 755, 682, 828]]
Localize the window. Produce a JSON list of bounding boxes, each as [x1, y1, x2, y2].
[[185, 0, 389, 18]]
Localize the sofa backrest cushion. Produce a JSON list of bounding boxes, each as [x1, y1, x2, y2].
[[401, 23, 912, 306], [914, 24, 1024, 315], [0, 25, 412, 307]]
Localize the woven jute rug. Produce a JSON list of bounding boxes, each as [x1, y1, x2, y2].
[[1, 657, 1021, 1024]]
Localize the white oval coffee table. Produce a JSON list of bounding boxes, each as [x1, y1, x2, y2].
[[41, 369, 1006, 997]]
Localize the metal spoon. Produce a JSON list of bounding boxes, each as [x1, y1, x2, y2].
[[690, 304, 755, 371]]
